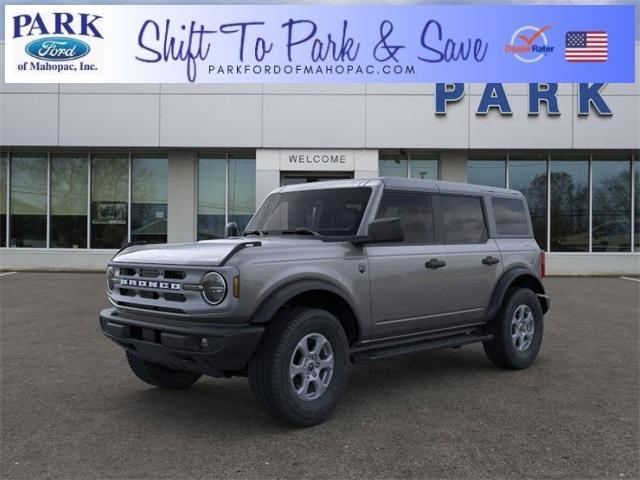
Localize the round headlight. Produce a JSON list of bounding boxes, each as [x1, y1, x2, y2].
[[201, 272, 227, 305], [106, 266, 116, 292]]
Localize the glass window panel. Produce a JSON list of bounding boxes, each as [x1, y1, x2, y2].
[[131, 156, 168, 244], [376, 192, 434, 244], [10, 154, 47, 247], [0, 155, 6, 247], [592, 154, 631, 252], [467, 154, 506, 188], [508, 155, 548, 250], [198, 156, 226, 240], [50, 155, 88, 248], [549, 156, 589, 252], [247, 188, 371, 237], [91, 155, 128, 249], [379, 151, 408, 177], [441, 195, 488, 244], [635, 156, 639, 251], [410, 155, 438, 180], [492, 198, 530, 235], [228, 156, 256, 234]]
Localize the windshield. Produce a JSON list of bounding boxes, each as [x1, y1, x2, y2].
[[245, 187, 372, 237]]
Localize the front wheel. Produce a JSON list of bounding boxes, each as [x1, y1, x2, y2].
[[249, 307, 350, 427], [483, 288, 544, 369], [126, 351, 202, 389]]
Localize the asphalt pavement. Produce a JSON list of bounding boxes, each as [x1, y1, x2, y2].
[[1, 273, 638, 480]]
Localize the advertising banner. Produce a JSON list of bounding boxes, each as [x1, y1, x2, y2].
[[3, 4, 636, 83]]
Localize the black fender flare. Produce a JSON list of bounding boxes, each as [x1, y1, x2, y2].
[[249, 279, 360, 326], [485, 267, 548, 322]]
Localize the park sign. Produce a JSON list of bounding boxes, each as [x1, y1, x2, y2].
[[3, 4, 635, 84]]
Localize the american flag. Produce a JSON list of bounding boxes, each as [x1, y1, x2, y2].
[[565, 31, 608, 62]]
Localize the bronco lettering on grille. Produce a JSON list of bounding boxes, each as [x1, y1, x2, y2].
[[120, 278, 181, 290]]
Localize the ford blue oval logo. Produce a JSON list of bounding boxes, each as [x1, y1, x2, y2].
[[25, 37, 90, 62]]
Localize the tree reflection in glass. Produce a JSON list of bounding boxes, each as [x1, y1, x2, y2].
[[228, 156, 256, 235], [198, 156, 226, 240], [592, 155, 631, 252], [131, 156, 168, 244], [508, 154, 548, 250], [51, 155, 88, 248], [10, 155, 47, 248], [91, 155, 128, 249], [549, 157, 589, 252]]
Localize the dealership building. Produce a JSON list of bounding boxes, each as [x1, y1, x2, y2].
[[0, 41, 639, 274]]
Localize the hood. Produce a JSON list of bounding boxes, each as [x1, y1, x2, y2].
[[111, 237, 323, 266], [112, 239, 258, 266]]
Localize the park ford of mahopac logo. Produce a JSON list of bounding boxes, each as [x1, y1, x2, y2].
[[25, 37, 90, 61], [12, 12, 103, 73]]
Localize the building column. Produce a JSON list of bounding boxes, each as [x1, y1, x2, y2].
[[255, 149, 281, 207], [439, 151, 468, 183], [167, 150, 197, 243], [354, 149, 379, 178]]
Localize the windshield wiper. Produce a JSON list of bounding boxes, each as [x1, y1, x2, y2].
[[243, 229, 267, 236], [281, 227, 323, 239]]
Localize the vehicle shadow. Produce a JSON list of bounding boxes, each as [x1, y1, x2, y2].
[[109, 345, 511, 434]]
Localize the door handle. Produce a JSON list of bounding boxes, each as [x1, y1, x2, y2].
[[482, 256, 500, 266], [425, 259, 447, 269]]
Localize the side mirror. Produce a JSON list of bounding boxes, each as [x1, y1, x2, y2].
[[225, 222, 239, 238], [365, 217, 404, 243]]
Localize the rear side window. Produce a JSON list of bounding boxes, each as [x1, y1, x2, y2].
[[440, 195, 488, 244], [376, 191, 434, 244], [492, 197, 530, 235]]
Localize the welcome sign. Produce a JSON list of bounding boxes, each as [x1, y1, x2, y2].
[[3, 4, 636, 83]]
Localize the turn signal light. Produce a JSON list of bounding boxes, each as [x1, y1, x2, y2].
[[233, 276, 240, 298]]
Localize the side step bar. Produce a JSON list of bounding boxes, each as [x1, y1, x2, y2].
[[351, 332, 493, 365]]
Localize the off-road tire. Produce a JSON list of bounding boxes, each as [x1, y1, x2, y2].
[[249, 307, 350, 427], [483, 287, 544, 369], [126, 351, 202, 389]]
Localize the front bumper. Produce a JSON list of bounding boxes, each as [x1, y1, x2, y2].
[[99, 308, 264, 377]]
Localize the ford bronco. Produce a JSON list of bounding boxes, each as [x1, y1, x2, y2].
[[100, 178, 550, 426]]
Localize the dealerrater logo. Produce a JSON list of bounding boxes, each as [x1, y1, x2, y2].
[[505, 25, 554, 63], [12, 12, 103, 72]]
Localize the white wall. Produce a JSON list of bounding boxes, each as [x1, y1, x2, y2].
[[546, 254, 640, 276], [0, 249, 114, 271], [2, 42, 639, 150]]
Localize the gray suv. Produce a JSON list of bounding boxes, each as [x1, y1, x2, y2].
[[100, 178, 550, 426]]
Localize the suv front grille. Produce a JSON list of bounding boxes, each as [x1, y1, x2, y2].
[[139, 269, 160, 278], [110, 264, 205, 314], [164, 270, 186, 280]]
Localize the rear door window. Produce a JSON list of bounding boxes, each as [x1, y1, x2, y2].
[[492, 197, 530, 235], [440, 195, 488, 244], [376, 191, 434, 244]]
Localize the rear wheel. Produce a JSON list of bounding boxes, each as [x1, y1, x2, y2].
[[249, 307, 350, 427], [126, 351, 202, 389], [483, 288, 544, 369]]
